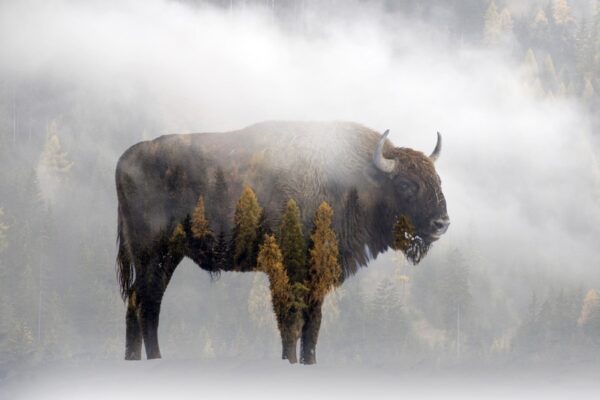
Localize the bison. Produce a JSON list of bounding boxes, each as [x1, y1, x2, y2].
[[115, 121, 449, 364]]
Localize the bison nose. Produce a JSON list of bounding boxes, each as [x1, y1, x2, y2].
[[432, 216, 450, 235]]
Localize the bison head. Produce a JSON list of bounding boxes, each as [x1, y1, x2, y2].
[[373, 130, 449, 263]]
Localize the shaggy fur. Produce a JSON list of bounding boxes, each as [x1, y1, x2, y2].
[[115, 121, 449, 362]]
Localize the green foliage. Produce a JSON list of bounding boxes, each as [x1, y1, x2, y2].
[[279, 199, 306, 283]]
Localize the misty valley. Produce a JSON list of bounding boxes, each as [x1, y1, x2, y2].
[[1, 0, 600, 399]]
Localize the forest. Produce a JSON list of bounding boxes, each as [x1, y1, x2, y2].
[[1, 0, 600, 377]]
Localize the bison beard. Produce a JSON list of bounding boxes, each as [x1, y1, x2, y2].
[[393, 215, 430, 264], [115, 121, 449, 364]]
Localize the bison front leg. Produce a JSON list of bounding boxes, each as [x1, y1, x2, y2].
[[300, 300, 323, 365], [280, 316, 302, 364]]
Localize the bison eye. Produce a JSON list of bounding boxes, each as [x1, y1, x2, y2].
[[397, 180, 418, 196]]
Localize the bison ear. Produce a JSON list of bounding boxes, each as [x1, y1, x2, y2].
[[373, 129, 397, 173], [429, 132, 442, 162]]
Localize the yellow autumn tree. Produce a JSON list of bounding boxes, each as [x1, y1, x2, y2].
[[578, 289, 600, 326], [308, 202, 341, 303], [169, 223, 186, 255], [257, 234, 291, 328], [191, 196, 210, 239]]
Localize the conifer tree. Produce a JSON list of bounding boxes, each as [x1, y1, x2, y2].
[[483, 2, 512, 45], [531, 8, 551, 47], [191, 196, 210, 239], [279, 199, 306, 283], [257, 233, 306, 362], [499, 8, 513, 34], [257, 234, 290, 329], [578, 289, 600, 326], [439, 249, 471, 334], [169, 223, 186, 255], [308, 202, 341, 303], [232, 186, 262, 269], [523, 48, 545, 95], [210, 167, 230, 233], [582, 77, 595, 101], [483, 1, 501, 44], [213, 230, 230, 271], [0, 208, 8, 253], [39, 122, 74, 178], [580, 289, 600, 342], [552, 0, 574, 26], [543, 54, 560, 94]]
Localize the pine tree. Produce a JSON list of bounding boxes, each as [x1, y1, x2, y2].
[[575, 19, 593, 77], [582, 77, 595, 100], [483, 1, 500, 44], [169, 223, 186, 255], [191, 196, 210, 239], [552, 0, 574, 26], [232, 186, 262, 270], [279, 199, 306, 283], [499, 8, 513, 34], [523, 48, 545, 95], [578, 288, 600, 326], [210, 167, 230, 233], [543, 54, 560, 94], [439, 249, 471, 334], [580, 288, 600, 342], [308, 202, 341, 303], [39, 123, 74, 176], [531, 8, 551, 48], [0, 207, 8, 253], [370, 276, 407, 357], [213, 230, 230, 271], [257, 234, 291, 329]]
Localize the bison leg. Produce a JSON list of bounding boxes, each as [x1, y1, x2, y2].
[[300, 300, 323, 365], [125, 289, 142, 360], [137, 255, 181, 360], [281, 330, 299, 364], [280, 317, 302, 364]]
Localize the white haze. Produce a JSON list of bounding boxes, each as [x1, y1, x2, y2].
[[2, 0, 597, 281], [1, 0, 600, 397]]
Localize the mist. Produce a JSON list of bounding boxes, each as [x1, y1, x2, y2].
[[1, 0, 599, 398]]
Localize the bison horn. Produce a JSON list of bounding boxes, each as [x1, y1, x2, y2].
[[429, 132, 442, 162], [373, 129, 396, 173]]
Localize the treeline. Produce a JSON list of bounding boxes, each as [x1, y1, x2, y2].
[[172, 184, 343, 361], [197, 0, 600, 114]]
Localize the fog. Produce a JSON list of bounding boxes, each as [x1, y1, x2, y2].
[[1, 0, 599, 398]]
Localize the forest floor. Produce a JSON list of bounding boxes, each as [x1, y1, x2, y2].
[[1, 358, 599, 400]]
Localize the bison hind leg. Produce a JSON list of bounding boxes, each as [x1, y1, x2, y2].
[[129, 247, 183, 360], [125, 288, 142, 360]]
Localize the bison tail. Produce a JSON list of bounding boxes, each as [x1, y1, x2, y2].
[[116, 208, 134, 302]]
